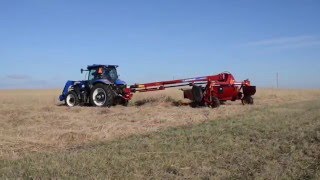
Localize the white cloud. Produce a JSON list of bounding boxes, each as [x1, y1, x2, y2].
[[244, 35, 320, 49], [6, 74, 31, 80], [0, 75, 50, 89]]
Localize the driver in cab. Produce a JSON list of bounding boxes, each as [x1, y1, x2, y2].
[[92, 67, 106, 79]]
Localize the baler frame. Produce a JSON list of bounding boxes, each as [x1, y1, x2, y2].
[[130, 72, 256, 107]]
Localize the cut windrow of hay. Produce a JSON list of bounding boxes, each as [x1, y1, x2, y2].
[[133, 95, 183, 106]]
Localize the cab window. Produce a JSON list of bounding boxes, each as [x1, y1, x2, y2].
[[88, 69, 97, 81]]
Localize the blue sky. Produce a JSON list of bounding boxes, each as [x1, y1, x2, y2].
[[1, 0, 320, 89]]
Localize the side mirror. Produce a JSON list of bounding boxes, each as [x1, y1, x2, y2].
[[81, 69, 84, 74]]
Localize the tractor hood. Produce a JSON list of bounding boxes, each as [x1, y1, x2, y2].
[[115, 79, 126, 85]]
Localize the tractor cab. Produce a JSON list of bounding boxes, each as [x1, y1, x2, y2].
[[84, 64, 119, 83]]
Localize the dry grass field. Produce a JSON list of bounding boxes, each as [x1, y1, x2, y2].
[[0, 88, 320, 178]]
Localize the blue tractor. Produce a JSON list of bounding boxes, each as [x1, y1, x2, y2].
[[59, 64, 133, 107]]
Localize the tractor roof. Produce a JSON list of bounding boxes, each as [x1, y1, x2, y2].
[[87, 64, 118, 70]]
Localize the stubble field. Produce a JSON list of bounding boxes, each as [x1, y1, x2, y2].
[[0, 88, 320, 179]]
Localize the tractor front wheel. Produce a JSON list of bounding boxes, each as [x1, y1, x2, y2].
[[65, 91, 79, 107], [90, 84, 115, 107]]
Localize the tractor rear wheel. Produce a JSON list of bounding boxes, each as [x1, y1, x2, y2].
[[65, 91, 79, 107], [90, 84, 115, 107], [211, 96, 220, 108], [242, 96, 254, 105]]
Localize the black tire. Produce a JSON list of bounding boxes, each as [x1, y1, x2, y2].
[[211, 96, 220, 108], [190, 101, 200, 108], [65, 91, 79, 107], [219, 100, 226, 105], [121, 99, 129, 106], [90, 84, 115, 107], [242, 96, 254, 105], [192, 86, 203, 103]]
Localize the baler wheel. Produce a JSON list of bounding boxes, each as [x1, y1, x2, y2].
[[192, 85, 203, 103], [121, 99, 129, 106], [242, 96, 254, 105], [190, 101, 200, 108], [65, 91, 79, 107], [90, 84, 115, 107], [219, 100, 226, 105], [211, 96, 220, 108]]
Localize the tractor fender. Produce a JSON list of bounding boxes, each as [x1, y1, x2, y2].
[[91, 79, 113, 86], [115, 79, 126, 85]]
